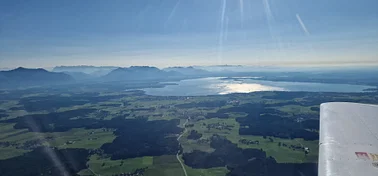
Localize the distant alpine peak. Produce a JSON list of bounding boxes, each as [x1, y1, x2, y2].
[[129, 66, 159, 69], [11, 67, 47, 72]]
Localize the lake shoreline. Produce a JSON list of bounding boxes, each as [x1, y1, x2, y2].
[[141, 77, 375, 96]]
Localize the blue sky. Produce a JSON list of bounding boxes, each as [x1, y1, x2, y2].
[[0, 0, 377, 68]]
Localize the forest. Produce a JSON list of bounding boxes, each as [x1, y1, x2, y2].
[[101, 118, 182, 160], [183, 135, 317, 176], [0, 147, 89, 176], [0, 86, 377, 176], [216, 103, 319, 140]]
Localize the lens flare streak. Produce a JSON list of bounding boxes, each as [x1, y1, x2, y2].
[[217, 0, 227, 65], [296, 14, 311, 36]]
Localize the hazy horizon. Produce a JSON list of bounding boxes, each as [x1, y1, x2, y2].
[[1, 0, 377, 68], [2, 63, 378, 72]]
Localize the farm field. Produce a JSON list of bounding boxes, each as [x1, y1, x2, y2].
[[1, 88, 378, 176]]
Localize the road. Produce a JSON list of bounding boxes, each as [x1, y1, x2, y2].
[[88, 168, 99, 176], [88, 117, 189, 176], [176, 117, 190, 176], [295, 139, 304, 148]]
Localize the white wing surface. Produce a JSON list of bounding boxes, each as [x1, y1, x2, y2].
[[319, 102, 378, 176]]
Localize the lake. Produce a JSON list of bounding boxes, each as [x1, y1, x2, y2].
[[141, 77, 375, 96]]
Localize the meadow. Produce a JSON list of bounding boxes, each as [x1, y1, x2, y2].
[[1, 88, 377, 176]]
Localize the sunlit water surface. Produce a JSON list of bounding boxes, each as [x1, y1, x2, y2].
[[141, 77, 374, 96]]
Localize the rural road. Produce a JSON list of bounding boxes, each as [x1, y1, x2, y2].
[[88, 168, 99, 176], [176, 117, 190, 176], [295, 139, 304, 148], [88, 117, 190, 176]]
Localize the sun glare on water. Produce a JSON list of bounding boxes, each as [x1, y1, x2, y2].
[[216, 83, 285, 94]]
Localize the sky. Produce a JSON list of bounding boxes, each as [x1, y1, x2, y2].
[[0, 0, 377, 68]]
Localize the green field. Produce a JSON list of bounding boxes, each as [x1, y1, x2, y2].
[[183, 116, 318, 163], [0, 123, 116, 159], [79, 155, 153, 176], [0, 90, 348, 175], [143, 155, 228, 176]]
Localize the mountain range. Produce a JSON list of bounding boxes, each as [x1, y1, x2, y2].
[[0, 67, 74, 88], [163, 66, 210, 76], [103, 66, 182, 81], [53, 66, 118, 77], [0, 65, 277, 89], [52, 66, 213, 81], [0, 66, 206, 88]]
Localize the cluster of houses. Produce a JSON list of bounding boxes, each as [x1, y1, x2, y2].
[[207, 122, 234, 131], [280, 143, 310, 154], [110, 167, 148, 176], [239, 139, 260, 145]]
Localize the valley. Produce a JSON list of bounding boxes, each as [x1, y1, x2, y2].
[[0, 84, 377, 176]]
